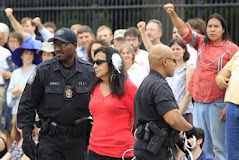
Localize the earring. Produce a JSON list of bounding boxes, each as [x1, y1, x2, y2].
[[110, 73, 117, 82]]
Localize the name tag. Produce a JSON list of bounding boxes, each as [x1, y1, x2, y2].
[[78, 82, 87, 85], [50, 82, 60, 85]]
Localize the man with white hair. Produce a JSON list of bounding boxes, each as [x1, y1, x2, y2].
[[0, 22, 10, 48], [0, 22, 11, 121]]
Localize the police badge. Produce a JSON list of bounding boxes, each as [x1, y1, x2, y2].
[[64, 85, 73, 100]]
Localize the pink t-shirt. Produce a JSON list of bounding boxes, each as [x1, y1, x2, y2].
[[184, 24, 238, 103], [89, 79, 137, 158]]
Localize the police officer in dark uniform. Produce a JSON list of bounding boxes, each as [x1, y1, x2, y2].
[[17, 28, 95, 160], [134, 44, 196, 160]]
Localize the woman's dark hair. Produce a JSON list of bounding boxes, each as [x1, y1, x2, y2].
[[87, 39, 108, 64], [168, 38, 190, 62], [91, 46, 127, 98], [204, 13, 230, 43]]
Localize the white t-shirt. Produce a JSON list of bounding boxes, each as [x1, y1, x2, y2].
[[128, 63, 148, 87], [135, 49, 150, 74], [186, 44, 197, 68], [0, 46, 11, 85]]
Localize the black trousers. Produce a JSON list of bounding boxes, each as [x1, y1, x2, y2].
[[134, 148, 175, 160], [37, 133, 88, 160], [88, 150, 133, 160]]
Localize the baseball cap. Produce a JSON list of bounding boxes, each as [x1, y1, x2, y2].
[[114, 29, 126, 39], [37, 42, 54, 54], [48, 28, 77, 44]]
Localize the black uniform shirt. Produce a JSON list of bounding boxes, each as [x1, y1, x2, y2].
[[134, 70, 178, 128], [17, 57, 95, 134]]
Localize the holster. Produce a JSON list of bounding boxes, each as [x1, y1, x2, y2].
[[49, 122, 58, 136], [36, 119, 50, 135], [136, 124, 145, 139], [71, 126, 80, 138], [146, 121, 168, 155], [86, 120, 92, 145], [73, 116, 93, 140]]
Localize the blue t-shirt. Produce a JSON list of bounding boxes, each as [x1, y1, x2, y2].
[[188, 151, 215, 160]]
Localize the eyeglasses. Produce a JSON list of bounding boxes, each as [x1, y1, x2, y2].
[[51, 42, 70, 49], [159, 57, 177, 64], [93, 59, 107, 65]]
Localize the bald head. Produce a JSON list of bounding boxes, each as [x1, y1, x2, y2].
[[149, 44, 174, 66], [149, 44, 175, 77]]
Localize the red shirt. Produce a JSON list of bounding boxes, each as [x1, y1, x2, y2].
[[184, 24, 238, 103], [89, 79, 137, 158]]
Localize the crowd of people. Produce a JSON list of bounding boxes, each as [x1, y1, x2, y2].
[[0, 2, 237, 160]]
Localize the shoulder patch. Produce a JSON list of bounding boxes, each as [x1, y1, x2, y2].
[[28, 69, 37, 84]]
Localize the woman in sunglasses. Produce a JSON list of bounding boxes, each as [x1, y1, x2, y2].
[[167, 38, 194, 124], [88, 46, 137, 160]]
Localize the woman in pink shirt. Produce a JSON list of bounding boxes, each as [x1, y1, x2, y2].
[[88, 46, 137, 160], [164, 3, 238, 160]]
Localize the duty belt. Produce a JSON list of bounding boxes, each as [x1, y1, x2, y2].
[[36, 117, 93, 138], [57, 125, 73, 134], [48, 122, 74, 136]]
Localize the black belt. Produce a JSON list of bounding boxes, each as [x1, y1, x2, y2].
[[48, 121, 82, 137], [54, 124, 73, 134], [37, 117, 92, 137]]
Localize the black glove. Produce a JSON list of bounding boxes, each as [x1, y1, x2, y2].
[[22, 135, 37, 160], [176, 138, 190, 157], [185, 126, 198, 139]]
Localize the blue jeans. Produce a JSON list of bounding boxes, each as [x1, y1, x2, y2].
[[226, 102, 239, 160], [193, 99, 226, 160]]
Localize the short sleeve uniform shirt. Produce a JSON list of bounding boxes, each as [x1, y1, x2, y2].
[[134, 70, 178, 128]]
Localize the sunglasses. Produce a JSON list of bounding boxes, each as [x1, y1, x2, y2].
[[93, 59, 107, 65], [159, 57, 177, 64]]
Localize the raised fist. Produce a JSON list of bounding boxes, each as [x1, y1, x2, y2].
[[32, 17, 42, 27], [5, 8, 13, 17], [164, 3, 175, 14], [137, 21, 146, 32]]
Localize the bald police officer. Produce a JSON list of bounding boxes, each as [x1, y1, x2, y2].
[[134, 44, 196, 160], [17, 28, 95, 160]]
